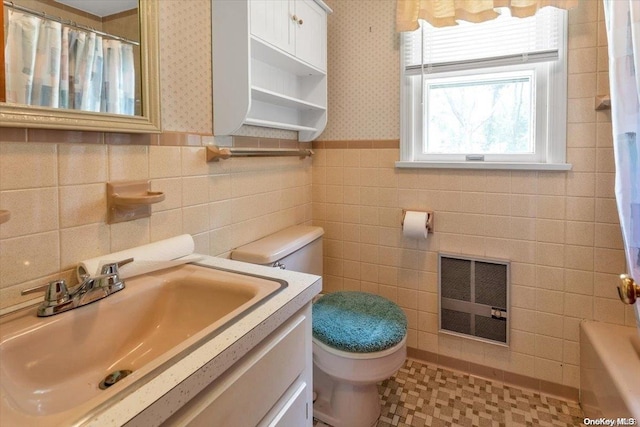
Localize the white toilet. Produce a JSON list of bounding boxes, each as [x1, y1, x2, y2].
[[231, 225, 407, 427]]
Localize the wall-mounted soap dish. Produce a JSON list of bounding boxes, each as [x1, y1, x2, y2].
[[0, 210, 10, 224], [107, 180, 165, 224]]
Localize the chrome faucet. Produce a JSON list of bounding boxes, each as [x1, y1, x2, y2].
[[21, 258, 133, 317]]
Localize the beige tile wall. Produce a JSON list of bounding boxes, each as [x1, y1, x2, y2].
[[0, 140, 312, 308], [0, 1, 312, 308], [313, 0, 634, 389]]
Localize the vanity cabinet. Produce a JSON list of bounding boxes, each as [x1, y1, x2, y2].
[[213, 0, 331, 142], [162, 304, 313, 427]]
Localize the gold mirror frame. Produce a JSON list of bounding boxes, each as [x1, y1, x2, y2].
[[0, 0, 161, 133]]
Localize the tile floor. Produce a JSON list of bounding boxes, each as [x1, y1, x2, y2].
[[314, 358, 585, 427]]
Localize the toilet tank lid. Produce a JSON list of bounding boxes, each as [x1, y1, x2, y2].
[[231, 225, 324, 264]]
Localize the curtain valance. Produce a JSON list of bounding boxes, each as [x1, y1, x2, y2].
[[396, 0, 578, 31]]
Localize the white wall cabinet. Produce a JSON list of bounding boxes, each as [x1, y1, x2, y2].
[[213, 0, 331, 142], [163, 304, 313, 427], [250, 1, 295, 58], [293, 0, 327, 70]]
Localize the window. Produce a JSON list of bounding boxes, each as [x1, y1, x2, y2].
[[398, 7, 571, 170]]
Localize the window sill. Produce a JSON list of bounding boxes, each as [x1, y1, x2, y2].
[[395, 161, 572, 171]]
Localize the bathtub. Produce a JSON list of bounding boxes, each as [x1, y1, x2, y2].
[[580, 320, 640, 419]]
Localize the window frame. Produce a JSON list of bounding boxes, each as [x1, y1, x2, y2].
[[397, 10, 571, 171]]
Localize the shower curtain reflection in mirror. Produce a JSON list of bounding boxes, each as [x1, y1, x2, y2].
[[5, 9, 135, 115]]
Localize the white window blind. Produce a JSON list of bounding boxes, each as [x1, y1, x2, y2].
[[404, 7, 562, 75], [398, 6, 570, 170]]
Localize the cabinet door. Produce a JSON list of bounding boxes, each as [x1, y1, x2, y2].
[[250, 0, 295, 56], [259, 383, 309, 427], [292, 0, 326, 70], [162, 312, 309, 427]]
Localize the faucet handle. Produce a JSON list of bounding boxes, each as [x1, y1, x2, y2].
[[100, 257, 134, 275], [22, 280, 70, 304]]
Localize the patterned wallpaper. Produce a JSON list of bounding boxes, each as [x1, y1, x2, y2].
[[159, 0, 213, 134], [234, 125, 299, 140], [319, 0, 400, 141]]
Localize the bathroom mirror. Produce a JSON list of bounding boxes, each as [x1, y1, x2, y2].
[[0, 0, 160, 133]]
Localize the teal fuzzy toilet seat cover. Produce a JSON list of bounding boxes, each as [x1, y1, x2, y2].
[[312, 291, 407, 353]]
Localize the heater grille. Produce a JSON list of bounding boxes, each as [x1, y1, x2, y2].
[[441, 257, 472, 301], [441, 308, 471, 335], [439, 254, 509, 345]]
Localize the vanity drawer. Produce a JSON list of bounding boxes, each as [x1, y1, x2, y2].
[[258, 381, 308, 427], [164, 311, 308, 427]]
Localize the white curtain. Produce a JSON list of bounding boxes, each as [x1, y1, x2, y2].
[[603, 0, 640, 328], [102, 39, 135, 115], [86, 36, 105, 112], [31, 19, 62, 107], [4, 10, 135, 116], [69, 30, 103, 112], [59, 27, 70, 109], [5, 10, 40, 104]]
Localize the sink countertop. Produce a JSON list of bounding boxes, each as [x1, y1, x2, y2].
[[22, 255, 321, 427]]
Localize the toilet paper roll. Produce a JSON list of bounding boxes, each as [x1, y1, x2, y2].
[[77, 234, 197, 281], [403, 211, 429, 239]]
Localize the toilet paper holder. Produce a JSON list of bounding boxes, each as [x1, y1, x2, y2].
[[401, 209, 434, 233]]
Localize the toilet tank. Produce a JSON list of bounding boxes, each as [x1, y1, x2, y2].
[[231, 226, 324, 276]]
